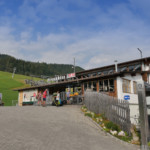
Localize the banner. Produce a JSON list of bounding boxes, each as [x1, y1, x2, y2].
[[67, 73, 76, 78]]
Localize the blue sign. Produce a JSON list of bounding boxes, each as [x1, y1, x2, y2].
[[124, 95, 130, 100]]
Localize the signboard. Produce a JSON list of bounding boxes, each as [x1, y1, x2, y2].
[[67, 73, 76, 79], [124, 95, 130, 100]]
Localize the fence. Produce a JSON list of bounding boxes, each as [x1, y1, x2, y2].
[[84, 91, 131, 135], [12, 100, 18, 106]]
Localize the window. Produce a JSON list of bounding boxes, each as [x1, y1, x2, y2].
[[104, 80, 109, 92], [109, 79, 114, 92], [122, 79, 131, 93], [133, 81, 137, 94], [93, 81, 97, 91], [84, 83, 87, 91], [99, 79, 114, 92], [88, 81, 92, 89], [99, 80, 103, 92]]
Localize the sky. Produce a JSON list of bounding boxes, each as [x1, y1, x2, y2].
[[0, 0, 150, 69]]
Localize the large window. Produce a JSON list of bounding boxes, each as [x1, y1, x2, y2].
[[99, 79, 114, 92], [109, 79, 114, 92], [133, 81, 137, 94], [104, 80, 109, 92], [99, 80, 103, 92], [122, 79, 131, 93], [88, 81, 92, 89], [93, 81, 97, 91], [84, 83, 87, 91]]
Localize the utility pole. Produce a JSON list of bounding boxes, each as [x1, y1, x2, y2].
[[12, 67, 16, 79], [74, 57, 75, 73], [137, 81, 149, 150]]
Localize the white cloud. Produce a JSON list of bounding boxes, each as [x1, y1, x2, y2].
[[0, 0, 150, 71]]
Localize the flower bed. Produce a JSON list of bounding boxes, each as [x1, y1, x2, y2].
[[81, 105, 140, 144]]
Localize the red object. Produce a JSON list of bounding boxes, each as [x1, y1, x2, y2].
[[33, 93, 36, 97], [43, 90, 47, 98], [67, 73, 76, 78]]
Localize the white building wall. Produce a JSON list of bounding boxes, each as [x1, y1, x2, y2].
[[23, 89, 38, 102], [117, 73, 143, 125], [145, 66, 149, 71]]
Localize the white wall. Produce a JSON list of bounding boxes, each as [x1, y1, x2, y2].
[[116, 73, 143, 125], [117, 73, 142, 103]]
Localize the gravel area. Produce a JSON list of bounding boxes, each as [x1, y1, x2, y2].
[[0, 105, 140, 150]]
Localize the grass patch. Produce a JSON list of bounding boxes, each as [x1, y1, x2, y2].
[[82, 106, 135, 144], [0, 71, 41, 106]]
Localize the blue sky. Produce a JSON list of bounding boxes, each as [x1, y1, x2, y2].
[[0, 0, 150, 69]]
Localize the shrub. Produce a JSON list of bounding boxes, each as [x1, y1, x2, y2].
[[85, 113, 92, 118], [105, 121, 120, 132]]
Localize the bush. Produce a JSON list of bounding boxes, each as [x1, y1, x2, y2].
[[105, 121, 120, 132], [85, 113, 92, 118]]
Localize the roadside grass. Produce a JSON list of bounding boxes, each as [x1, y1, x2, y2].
[[81, 106, 136, 144], [0, 71, 41, 106]]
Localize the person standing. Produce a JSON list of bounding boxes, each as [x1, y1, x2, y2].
[[37, 91, 42, 106], [66, 89, 70, 104], [56, 91, 60, 106], [42, 89, 47, 107]]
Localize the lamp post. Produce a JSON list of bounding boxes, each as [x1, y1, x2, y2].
[[137, 48, 143, 71], [72, 57, 75, 73], [137, 48, 143, 58], [12, 67, 16, 79]]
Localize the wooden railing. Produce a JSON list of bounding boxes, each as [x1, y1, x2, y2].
[[84, 91, 131, 135]]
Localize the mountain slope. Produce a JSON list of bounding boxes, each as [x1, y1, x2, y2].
[[0, 54, 84, 77]]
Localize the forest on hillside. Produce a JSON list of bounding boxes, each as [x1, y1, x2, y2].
[[0, 54, 84, 77]]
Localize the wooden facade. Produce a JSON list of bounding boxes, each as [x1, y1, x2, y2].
[[16, 57, 150, 102], [18, 90, 23, 106]]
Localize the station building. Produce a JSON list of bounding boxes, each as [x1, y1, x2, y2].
[[16, 57, 150, 125]]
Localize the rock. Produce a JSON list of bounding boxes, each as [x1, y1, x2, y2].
[[118, 131, 125, 136], [110, 130, 117, 135], [91, 112, 95, 118], [101, 123, 105, 127], [100, 118, 103, 122], [130, 126, 139, 142], [96, 118, 100, 122]]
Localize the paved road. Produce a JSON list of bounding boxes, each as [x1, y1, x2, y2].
[[0, 105, 139, 150]]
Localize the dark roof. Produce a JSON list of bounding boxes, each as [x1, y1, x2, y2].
[[15, 70, 146, 91], [76, 56, 150, 75]]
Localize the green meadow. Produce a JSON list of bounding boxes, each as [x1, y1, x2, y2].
[[0, 71, 40, 106]]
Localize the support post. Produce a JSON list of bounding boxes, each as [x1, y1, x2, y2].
[[137, 81, 149, 150]]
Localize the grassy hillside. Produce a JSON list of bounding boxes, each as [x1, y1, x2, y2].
[[0, 71, 40, 106], [0, 54, 84, 77]]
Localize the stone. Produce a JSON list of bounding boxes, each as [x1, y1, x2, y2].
[[96, 118, 100, 122], [110, 130, 117, 135], [118, 131, 125, 136]]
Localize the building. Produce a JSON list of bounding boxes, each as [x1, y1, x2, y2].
[[16, 57, 150, 125]]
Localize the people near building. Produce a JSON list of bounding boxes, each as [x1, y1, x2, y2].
[[33, 92, 36, 97], [66, 89, 70, 104], [33, 92, 36, 102], [42, 89, 48, 107], [37, 91, 42, 106], [56, 91, 60, 105]]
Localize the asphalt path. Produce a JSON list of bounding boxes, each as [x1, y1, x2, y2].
[[0, 105, 140, 150]]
